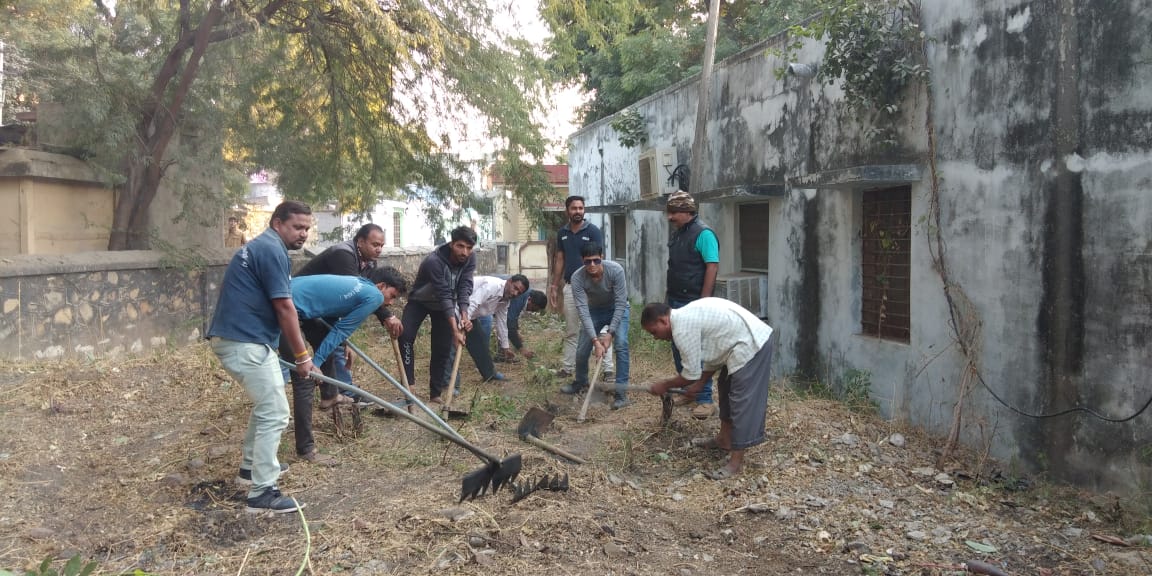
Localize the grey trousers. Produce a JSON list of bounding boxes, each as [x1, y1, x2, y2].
[[717, 331, 777, 450]]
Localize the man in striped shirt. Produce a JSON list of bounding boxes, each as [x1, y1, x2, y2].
[[640, 298, 777, 479]]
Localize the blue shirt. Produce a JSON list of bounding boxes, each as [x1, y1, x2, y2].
[[291, 275, 384, 366], [208, 228, 293, 346], [556, 220, 604, 283]]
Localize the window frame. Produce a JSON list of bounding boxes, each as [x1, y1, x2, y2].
[[860, 186, 911, 342]]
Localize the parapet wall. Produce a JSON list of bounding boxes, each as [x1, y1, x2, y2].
[[0, 246, 494, 361]]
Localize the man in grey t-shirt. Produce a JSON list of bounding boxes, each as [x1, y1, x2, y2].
[[560, 242, 632, 409]]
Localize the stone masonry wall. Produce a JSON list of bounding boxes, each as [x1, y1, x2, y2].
[[0, 245, 495, 361]]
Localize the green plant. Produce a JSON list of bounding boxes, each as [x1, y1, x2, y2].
[[609, 108, 649, 148], [473, 393, 520, 422], [841, 368, 878, 413], [16, 555, 97, 576]]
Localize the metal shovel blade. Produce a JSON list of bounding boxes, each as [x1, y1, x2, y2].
[[460, 453, 522, 502], [517, 406, 555, 439]]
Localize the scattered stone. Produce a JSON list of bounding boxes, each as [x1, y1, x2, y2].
[[832, 433, 859, 447], [721, 528, 736, 544], [671, 493, 686, 502], [845, 541, 871, 554], [625, 480, 641, 491], [607, 474, 624, 485], [437, 507, 474, 522], [351, 559, 392, 576], [152, 431, 171, 440], [26, 527, 55, 539], [186, 458, 206, 471], [55, 550, 82, 561], [930, 527, 951, 544], [600, 524, 616, 536], [160, 473, 187, 486], [468, 536, 486, 547], [858, 463, 873, 474], [689, 530, 705, 540], [888, 433, 906, 448], [473, 549, 496, 566], [603, 542, 627, 558], [934, 473, 954, 487], [878, 500, 895, 509], [701, 553, 714, 562], [680, 569, 693, 576], [208, 446, 230, 459], [1124, 534, 1152, 546], [1090, 557, 1106, 571], [906, 530, 928, 541], [803, 495, 829, 508], [911, 467, 936, 477], [1062, 527, 1083, 538], [433, 551, 463, 569], [774, 507, 796, 520], [354, 518, 375, 533]]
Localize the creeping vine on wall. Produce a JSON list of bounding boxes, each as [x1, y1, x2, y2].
[[609, 108, 649, 149], [783, 1, 981, 463]]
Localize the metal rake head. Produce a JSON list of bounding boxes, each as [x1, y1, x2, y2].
[[510, 473, 570, 503]]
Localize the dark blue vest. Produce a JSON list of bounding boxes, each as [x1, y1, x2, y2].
[[666, 216, 710, 300]]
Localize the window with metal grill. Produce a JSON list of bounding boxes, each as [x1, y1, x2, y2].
[[739, 202, 772, 272], [392, 210, 403, 246], [861, 186, 911, 342], [610, 213, 627, 261]]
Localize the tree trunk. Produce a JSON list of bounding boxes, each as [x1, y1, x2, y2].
[[107, 2, 225, 250]]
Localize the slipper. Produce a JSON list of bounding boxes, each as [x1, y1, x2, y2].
[[690, 436, 724, 450], [319, 395, 354, 409], [428, 396, 443, 405], [706, 467, 738, 480]]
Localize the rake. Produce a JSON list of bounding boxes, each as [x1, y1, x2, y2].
[[279, 359, 520, 501]]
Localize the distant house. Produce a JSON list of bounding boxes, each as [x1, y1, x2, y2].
[[568, 0, 1152, 497], [487, 164, 568, 281]]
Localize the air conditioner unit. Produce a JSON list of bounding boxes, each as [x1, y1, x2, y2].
[[638, 147, 678, 199], [713, 273, 769, 318]]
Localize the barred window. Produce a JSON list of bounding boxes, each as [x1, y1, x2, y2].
[[861, 186, 911, 342]]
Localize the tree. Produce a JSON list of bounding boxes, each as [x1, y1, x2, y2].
[[2, 0, 551, 249], [541, 0, 823, 125]]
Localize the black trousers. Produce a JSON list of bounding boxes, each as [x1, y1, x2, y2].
[[278, 318, 340, 457], [399, 300, 456, 399]]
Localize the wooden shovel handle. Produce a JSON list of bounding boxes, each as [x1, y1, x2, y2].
[[521, 434, 587, 464], [442, 342, 464, 410], [577, 355, 605, 423]]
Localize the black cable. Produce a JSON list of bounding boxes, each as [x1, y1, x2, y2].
[[974, 368, 1152, 422]]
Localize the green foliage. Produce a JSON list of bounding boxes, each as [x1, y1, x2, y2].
[[543, 0, 825, 125], [2, 0, 550, 247], [17, 555, 97, 576], [779, 0, 929, 145], [609, 108, 648, 148]]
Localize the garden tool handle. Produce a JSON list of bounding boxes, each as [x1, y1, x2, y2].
[[521, 434, 587, 465], [442, 342, 464, 410]]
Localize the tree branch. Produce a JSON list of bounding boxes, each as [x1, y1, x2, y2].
[[92, 0, 113, 21]]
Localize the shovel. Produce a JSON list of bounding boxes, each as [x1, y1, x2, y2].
[[517, 407, 587, 464], [279, 359, 521, 501], [594, 382, 689, 426]]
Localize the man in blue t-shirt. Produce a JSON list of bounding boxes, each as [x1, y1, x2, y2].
[[549, 195, 613, 377], [278, 268, 409, 464], [207, 201, 313, 515], [665, 191, 721, 420]]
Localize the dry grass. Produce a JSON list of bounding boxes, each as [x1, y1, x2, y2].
[[0, 309, 1148, 575]]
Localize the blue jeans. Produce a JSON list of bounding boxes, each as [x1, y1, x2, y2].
[[574, 307, 630, 394], [669, 299, 713, 404]]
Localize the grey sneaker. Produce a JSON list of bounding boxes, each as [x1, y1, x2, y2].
[[236, 463, 289, 486], [611, 394, 633, 410], [245, 487, 304, 514]]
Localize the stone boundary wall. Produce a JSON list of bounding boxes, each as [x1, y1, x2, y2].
[[0, 245, 494, 361]]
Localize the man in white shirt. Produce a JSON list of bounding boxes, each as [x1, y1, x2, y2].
[[452, 274, 529, 386], [640, 298, 777, 479]]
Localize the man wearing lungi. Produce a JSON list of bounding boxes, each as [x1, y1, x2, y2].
[[640, 298, 777, 479]]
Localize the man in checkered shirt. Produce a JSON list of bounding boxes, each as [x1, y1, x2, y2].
[[640, 298, 777, 479]]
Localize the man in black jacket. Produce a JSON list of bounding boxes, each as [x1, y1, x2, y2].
[[297, 223, 402, 338], [399, 226, 477, 403]]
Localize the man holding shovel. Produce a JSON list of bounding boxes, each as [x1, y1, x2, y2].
[[399, 226, 477, 404], [278, 267, 409, 465], [639, 299, 776, 479], [560, 242, 632, 410], [449, 274, 530, 387]]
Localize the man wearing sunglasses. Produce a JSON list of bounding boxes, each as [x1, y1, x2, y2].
[[560, 242, 632, 410]]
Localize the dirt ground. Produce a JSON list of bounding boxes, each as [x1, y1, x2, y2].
[[1, 311, 1150, 575]]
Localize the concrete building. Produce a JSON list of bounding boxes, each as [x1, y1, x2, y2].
[[568, 0, 1152, 496], [487, 164, 569, 281]]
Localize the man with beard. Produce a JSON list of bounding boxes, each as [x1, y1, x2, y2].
[[549, 196, 613, 378], [208, 201, 313, 514], [399, 226, 477, 403], [296, 223, 401, 403], [560, 242, 632, 410], [664, 191, 721, 419], [448, 274, 529, 387], [279, 267, 409, 465]]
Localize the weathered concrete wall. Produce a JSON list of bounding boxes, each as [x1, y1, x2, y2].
[[568, 0, 1152, 495], [0, 245, 496, 361]]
